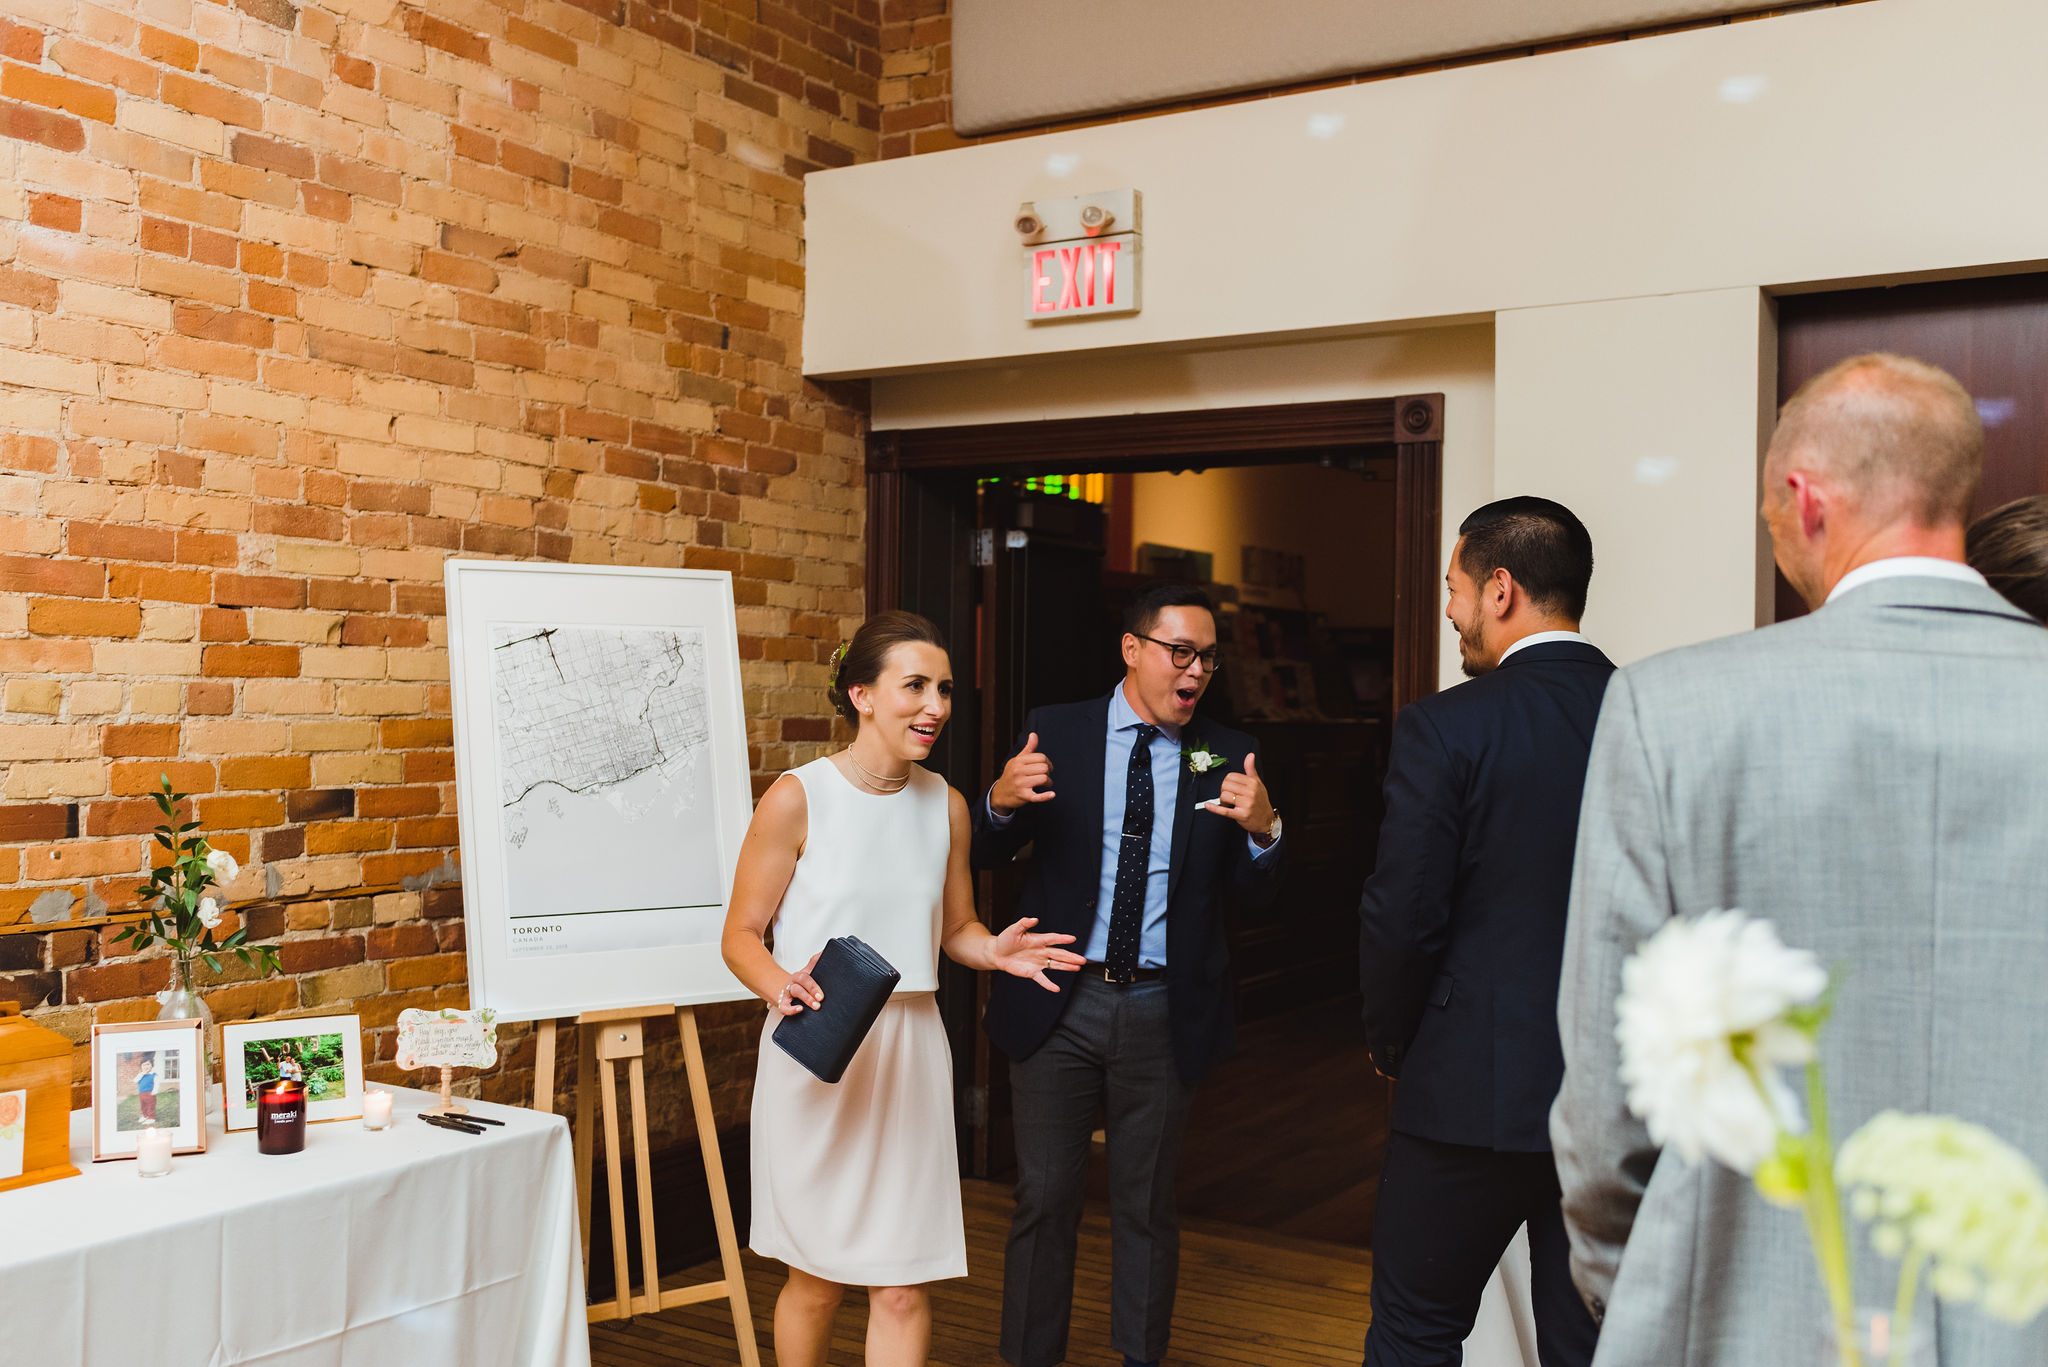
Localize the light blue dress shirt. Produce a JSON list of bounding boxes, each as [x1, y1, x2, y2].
[[991, 683, 1278, 970]]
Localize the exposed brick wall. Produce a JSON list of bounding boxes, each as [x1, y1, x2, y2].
[[878, 0, 1868, 158], [0, 0, 879, 1144]]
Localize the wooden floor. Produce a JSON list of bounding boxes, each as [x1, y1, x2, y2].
[[591, 1179, 1373, 1366], [1168, 996, 1389, 1247]]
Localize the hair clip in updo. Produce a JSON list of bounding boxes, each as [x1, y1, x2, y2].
[[829, 640, 849, 681]]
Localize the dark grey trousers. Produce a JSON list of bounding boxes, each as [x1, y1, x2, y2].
[[1000, 976, 1197, 1367]]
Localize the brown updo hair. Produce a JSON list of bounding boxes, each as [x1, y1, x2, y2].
[[1967, 495, 2048, 623], [828, 610, 948, 726]]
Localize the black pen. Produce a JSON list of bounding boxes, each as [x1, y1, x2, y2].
[[418, 1113, 484, 1135], [459, 1114, 505, 1126]]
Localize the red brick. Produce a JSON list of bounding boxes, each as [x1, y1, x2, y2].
[[195, 793, 284, 827], [140, 26, 199, 71], [320, 155, 401, 203], [221, 755, 310, 790], [332, 55, 373, 89], [231, 133, 314, 179], [355, 786, 441, 818], [27, 598, 139, 637], [28, 192, 82, 232], [305, 820, 392, 854], [69, 522, 177, 563], [175, 304, 274, 349], [0, 555, 105, 597], [203, 644, 300, 677], [0, 21, 41, 65], [385, 954, 465, 990], [2, 65, 115, 123], [366, 922, 438, 959], [5, 102, 85, 165], [108, 565, 209, 603], [200, 607, 246, 641], [83, 797, 167, 836], [396, 816, 458, 847], [103, 723, 180, 757], [186, 682, 235, 715], [499, 141, 568, 186], [402, 11, 489, 64], [279, 935, 364, 974], [66, 958, 173, 1004], [110, 761, 215, 796]]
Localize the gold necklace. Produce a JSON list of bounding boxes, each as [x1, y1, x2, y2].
[[845, 749, 911, 792]]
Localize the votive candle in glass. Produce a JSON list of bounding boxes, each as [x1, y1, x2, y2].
[[362, 1088, 393, 1131], [256, 1079, 307, 1155], [136, 1123, 172, 1177]]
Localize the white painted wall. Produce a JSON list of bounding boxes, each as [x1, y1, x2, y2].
[[1494, 288, 1774, 667], [806, 0, 2041, 377]]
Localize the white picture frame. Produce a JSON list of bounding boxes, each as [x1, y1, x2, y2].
[[220, 1014, 366, 1131], [444, 560, 756, 1022], [90, 1019, 207, 1160]]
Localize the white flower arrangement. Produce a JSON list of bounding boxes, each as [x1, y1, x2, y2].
[[1616, 910, 2048, 1366], [1617, 910, 1827, 1171], [1183, 743, 1227, 775]]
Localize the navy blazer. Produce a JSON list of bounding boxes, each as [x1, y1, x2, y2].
[[1357, 640, 1615, 1152], [971, 691, 1285, 1084]]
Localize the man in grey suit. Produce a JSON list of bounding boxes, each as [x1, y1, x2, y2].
[[1552, 352, 2048, 1366]]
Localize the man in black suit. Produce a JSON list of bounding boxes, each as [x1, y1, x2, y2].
[[1358, 497, 1610, 1367], [974, 584, 1285, 1367]]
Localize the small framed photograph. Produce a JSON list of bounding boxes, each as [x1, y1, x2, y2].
[[221, 1014, 365, 1131], [90, 1019, 207, 1161]]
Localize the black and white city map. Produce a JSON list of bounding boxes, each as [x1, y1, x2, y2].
[[489, 623, 724, 957]]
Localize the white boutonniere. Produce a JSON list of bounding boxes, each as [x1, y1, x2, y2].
[[1183, 743, 1227, 775]]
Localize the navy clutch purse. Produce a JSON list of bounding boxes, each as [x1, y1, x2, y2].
[[770, 936, 901, 1084]]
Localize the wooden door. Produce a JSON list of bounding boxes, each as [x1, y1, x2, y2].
[[1775, 272, 2048, 618]]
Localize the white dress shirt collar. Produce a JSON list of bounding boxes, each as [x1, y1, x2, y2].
[[1498, 629, 1590, 665], [1112, 680, 1181, 741], [1825, 556, 1986, 605]]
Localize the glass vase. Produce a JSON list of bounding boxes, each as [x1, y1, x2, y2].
[[1823, 1308, 1934, 1367], [156, 955, 218, 1107]]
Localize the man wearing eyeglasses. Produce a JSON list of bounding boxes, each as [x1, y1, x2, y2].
[[973, 582, 1284, 1367]]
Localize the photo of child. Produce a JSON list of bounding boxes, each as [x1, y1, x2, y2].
[[114, 1049, 182, 1132], [242, 1033, 347, 1105]]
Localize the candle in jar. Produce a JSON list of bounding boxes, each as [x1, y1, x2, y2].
[[362, 1088, 393, 1130], [256, 1078, 307, 1155], [136, 1124, 172, 1178]]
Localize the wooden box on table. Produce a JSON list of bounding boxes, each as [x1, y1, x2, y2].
[[0, 1001, 81, 1192]]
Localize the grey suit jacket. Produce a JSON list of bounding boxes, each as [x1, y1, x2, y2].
[[1552, 575, 2048, 1367]]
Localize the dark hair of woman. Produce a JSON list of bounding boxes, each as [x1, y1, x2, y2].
[[1966, 495, 2048, 623], [827, 610, 949, 726]]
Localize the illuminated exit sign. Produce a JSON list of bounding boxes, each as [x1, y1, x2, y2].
[[1020, 189, 1141, 321], [1028, 234, 1139, 319]]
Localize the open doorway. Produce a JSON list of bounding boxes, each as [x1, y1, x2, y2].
[[867, 395, 1443, 1249]]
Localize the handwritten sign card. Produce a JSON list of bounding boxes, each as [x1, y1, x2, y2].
[[395, 1008, 499, 1071]]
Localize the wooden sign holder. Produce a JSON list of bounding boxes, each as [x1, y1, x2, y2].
[[534, 1004, 759, 1364]]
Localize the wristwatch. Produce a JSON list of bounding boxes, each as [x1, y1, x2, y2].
[[1253, 812, 1282, 848]]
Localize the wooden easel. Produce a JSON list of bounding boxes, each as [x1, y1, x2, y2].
[[534, 1004, 760, 1364]]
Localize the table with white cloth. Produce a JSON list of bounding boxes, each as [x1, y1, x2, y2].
[[1, 1085, 589, 1367]]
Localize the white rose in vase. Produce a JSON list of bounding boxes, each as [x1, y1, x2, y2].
[[204, 847, 239, 885]]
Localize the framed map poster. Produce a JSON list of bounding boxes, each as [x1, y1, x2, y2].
[[444, 561, 756, 1020]]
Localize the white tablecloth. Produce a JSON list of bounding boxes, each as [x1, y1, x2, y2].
[[2, 1086, 589, 1367]]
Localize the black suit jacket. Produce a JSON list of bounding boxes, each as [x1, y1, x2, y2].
[[1357, 640, 1615, 1152], [971, 691, 1285, 1084]]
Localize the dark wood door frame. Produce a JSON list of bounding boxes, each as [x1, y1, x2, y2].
[[866, 392, 1445, 715]]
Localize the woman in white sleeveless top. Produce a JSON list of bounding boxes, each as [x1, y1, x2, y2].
[[722, 612, 1085, 1367]]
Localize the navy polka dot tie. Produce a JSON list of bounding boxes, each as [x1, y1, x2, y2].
[[1105, 723, 1158, 980]]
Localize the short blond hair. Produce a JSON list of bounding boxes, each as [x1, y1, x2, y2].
[[1767, 352, 1982, 526]]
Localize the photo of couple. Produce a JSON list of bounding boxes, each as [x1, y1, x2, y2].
[[240, 1033, 348, 1105]]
